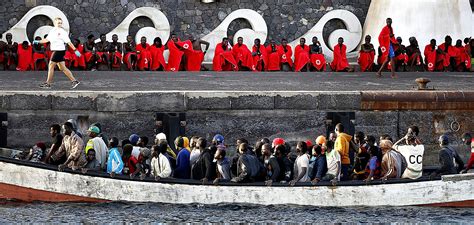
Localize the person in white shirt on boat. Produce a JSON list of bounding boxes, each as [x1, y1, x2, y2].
[[393, 132, 424, 180], [189, 136, 201, 166], [290, 141, 310, 186], [324, 140, 341, 185], [150, 143, 172, 180], [85, 125, 108, 170]]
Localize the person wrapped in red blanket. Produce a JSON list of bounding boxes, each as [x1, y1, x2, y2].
[[83, 35, 97, 70], [213, 37, 237, 71], [123, 35, 137, 71], [184, 35, 209, 72], [454, 39, 470, 72], [108, 34, 123, 70], [358, 35, 375, 72], [232, 37, 254, 71], [4, 33, 18, 70], [166, 34, 185, 72], [424, 39, 438, 72], [330, 37, 351, 72], [136, 36, 151, 71], [278, 39, 293, 72], [32, 36, 48, 70], [64, 39, 86, 70], [252, 38, 267, 71], [266, 40, 282, 71], [392, 37, 408, 72], [150, 37, 166, 71], [309, 37, 326, 72], [405, 37, 423, 72], [437, 35, 457, 72], [294, 38, 310, 72], [16, 41, 33, 71], [95, 34, 110, 70], [376, 18, 397, 78]]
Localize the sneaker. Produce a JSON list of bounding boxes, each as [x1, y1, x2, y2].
[[71, 80, 80, 89], [39, 83, 51, 89]]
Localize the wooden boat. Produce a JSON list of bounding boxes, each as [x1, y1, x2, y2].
[[0, 155, 473, 207]]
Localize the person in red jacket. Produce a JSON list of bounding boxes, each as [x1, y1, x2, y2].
[[330, 37, 351, 72], [376, 18, 397, 78]]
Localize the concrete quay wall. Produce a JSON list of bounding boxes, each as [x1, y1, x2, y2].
[[1, 90, 473, 166]]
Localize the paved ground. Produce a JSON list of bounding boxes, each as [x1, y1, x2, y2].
[[0, 71, 472, 92]]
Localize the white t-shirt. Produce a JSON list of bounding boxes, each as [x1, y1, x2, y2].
[[47, 27, 70, 51], [326, 149, 341, 180], [295, 153, 310, 182], [395, 144, 424, 179]]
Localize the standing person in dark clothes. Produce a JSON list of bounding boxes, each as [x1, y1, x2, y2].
[[192, 137, 216, 183], [262, 143, 280, 186]]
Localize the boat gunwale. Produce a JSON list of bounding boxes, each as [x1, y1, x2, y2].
[[0, 156, 442, 187]]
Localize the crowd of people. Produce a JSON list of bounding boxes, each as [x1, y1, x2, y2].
[[15, 120, 474, 186], [1, 18, 472, 74]]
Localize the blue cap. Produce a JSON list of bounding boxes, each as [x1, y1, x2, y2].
[[129, 134, 140, 146], [213, 134, 224, 144]]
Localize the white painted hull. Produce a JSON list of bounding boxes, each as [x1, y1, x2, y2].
[[0, 160, 473, 207]]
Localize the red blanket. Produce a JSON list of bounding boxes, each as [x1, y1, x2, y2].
[[266, 46, 281, 71], [232, 44, 254, 70], [294, 45, 310, 72], [252, 44, 268, 71], [278, 45, 293, 67], [213, 43, 237, 71], [181, 40, 204, 71], [358, 51, 375, 72], [16, 45, 33, 71], [150, 45, 166, 71], [310, 53, 326, 71], [330, 44, 349, 71], [424, 44, 437, 72], [136, 43, 151, 70], [166, 41, 185, 71], [65, 44, 86, 68], [378, 26, 397, 63]]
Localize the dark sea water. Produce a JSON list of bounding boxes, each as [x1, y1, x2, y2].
[[0, 202, 473, 223]]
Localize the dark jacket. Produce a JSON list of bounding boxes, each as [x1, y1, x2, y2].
[[309, 155, 327, 180], [191, 149, 216, 180], [436, 146, 464, 175], [264, 155, 280, 182], [277, 156, 293, 182], [232, 153, 262, 182]]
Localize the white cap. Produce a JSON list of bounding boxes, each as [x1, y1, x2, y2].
[[156, 133, 167, 140]]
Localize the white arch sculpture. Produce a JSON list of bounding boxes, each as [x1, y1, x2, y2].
[[289, 9, 363, 61], [102, 7, 171, 45], [201, 9, 268, 63], [1, 5, 69, 43]]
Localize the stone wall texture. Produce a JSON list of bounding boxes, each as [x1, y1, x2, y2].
[[0, 0, 372, 44]]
